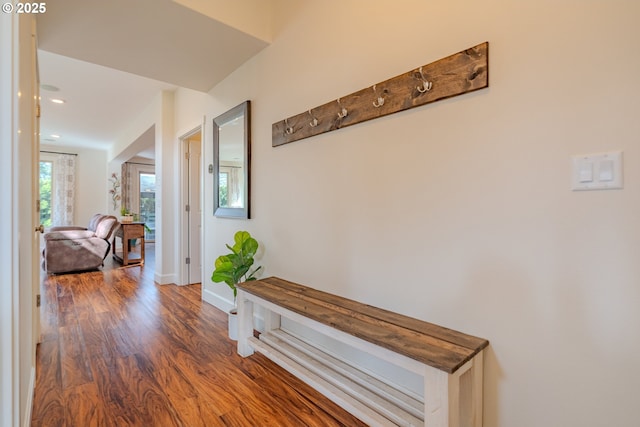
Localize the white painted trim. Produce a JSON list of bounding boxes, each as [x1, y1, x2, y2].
[[202, 287, 234, 313], [154, 272, 177, 285], [198, 116, 206, 305], [176, 125, 202, 286], [176, 130, 188, 286], [22, 367, 35, 427], [0, 11, 17, 427]]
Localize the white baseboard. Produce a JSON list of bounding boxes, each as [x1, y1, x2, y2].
[[202, 288, 233, 313], [202, 288, 266, 333], [154, 272, 176, 285]]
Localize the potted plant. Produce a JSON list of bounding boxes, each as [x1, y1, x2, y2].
[[211, 231, 262, 340], [120, 206, 133, 223]]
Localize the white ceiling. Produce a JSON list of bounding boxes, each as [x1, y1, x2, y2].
[[38, 51, 175, 151], [36, 0, 270, 153]]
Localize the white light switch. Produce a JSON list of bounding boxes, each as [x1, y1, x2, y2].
[[599, 159, 614, 181], [572, 151, 623, 191], [579, 161, 594, 182]]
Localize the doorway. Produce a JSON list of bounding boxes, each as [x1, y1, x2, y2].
[[122, 160, 156, 258], [181, 128, 202, 285], [139, 172, 155, 241]]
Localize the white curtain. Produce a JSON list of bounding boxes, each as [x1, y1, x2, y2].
[[229, 167, 241, 207], [121, 162, 132, 213], [52, 154, 76, 226]]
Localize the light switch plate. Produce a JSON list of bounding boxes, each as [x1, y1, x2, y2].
[[571, 151, 623, 191]]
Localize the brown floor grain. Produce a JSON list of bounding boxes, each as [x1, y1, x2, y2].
[[31, 244, 368, 427]]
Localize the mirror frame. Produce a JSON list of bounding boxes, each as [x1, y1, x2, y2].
[[213, 100, 251, 218]]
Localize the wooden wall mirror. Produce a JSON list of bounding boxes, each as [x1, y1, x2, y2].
[[213, 100, 251, 218]]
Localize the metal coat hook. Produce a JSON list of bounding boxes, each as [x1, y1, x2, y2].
[[416, 66, 433, 93], [372, 84, 385, 108], [284, 118, 295, 135], [308, 109, 318, 127], [271, 42, 489, 147], [337, 98, 348, 119]]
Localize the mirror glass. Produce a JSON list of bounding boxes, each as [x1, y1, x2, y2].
[[213, 101, 250, 218]]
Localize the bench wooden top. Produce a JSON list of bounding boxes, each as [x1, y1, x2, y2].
[[237, 277, 488, 374]]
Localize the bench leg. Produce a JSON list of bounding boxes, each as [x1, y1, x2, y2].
[[237, 290, 254, 357], [464, 352, 484, 427], [424, 365, 453, 427], [263, 309, 281, 333], [424, 352, 484, 427]]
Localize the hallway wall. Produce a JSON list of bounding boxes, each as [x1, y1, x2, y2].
[[175, 1, 640, 425]]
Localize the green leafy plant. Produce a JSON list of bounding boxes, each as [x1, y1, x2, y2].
[[211, 231, 262, 304]]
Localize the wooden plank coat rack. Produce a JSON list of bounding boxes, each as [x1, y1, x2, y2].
[[272, 42, 489, 147]]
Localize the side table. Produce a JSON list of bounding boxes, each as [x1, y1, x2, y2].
[[112, 222, 145, 266]]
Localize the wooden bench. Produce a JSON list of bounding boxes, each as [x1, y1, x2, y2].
[[236, 277, 489, 427]]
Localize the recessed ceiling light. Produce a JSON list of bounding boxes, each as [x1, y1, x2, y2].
[[42, 134, 61, 142], [41, 84, 59, 92], [50, 98, 65, 104]]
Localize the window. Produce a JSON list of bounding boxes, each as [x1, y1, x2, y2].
[[219, 171, 228, 207], [39, 161, 53, 227], [39, 152, 76, 226]]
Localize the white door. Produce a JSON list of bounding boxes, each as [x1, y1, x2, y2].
[[32, 26, 42, 343], [185, 132, 202, 284]]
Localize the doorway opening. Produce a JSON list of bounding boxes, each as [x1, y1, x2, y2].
[[139, 172, 156, 241]]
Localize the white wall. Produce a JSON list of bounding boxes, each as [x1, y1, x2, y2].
[[175, 1, 640, 425], [109, 92, 177, 285], [172, 0, 274, 42]]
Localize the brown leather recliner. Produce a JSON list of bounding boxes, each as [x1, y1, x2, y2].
[[42, 214, 120, 274]]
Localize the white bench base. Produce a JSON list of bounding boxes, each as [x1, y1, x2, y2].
[[237, 289, 485, 427]]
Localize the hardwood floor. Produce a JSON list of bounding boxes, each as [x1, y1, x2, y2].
[[32, 244, 368, 427]]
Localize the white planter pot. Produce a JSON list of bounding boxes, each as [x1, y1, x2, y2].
[[228, 308, 238, 341]]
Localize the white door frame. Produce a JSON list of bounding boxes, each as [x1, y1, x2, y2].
[[0, 12, 17, 427], [1, 12, 38, 427], [177, 124, 204, 286]]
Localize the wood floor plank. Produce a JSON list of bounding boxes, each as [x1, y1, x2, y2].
[[177, 397, 226, 427], [95, 310, 141, 359], [63, 382, 109, 427], [30, 340, 65, 427], [114, 353, 184, 427], [58, 321, 94, 389], [32, 244, 369, 427], [89, 354, 147, 427], [39, 276, 59, 342], [75, 310, 113, 362], [55, 293, 76, 328]]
